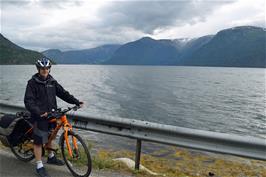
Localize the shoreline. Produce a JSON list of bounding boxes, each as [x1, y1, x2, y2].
[[78, 129, 266, 177]]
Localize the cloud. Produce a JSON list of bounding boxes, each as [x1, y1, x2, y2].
[[151, 0, 266, 39], [1, 0, 29, 7], [0, 0, 264, 51], [98, 0, 233, 34], [1, 0, 83, 8]]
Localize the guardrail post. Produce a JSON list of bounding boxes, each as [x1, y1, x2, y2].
[[135, 139, 142, 170]]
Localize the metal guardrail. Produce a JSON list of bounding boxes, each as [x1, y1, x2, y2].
[[0, 102, 265, 170]]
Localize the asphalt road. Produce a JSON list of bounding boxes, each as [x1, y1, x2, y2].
[[0, 148, 133, 177]]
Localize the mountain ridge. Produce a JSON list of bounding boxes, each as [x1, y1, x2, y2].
[[0, 34, 45, 64], [1, 26, 265, 67], [43, 44, 121, 64], [105, 26, 265, 67]]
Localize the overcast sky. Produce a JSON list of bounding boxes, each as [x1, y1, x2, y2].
[[1, 0, 265, 51]]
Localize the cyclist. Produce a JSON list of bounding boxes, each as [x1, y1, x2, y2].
[[24, 57, 84, 177]]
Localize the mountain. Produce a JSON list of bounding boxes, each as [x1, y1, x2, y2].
[[103, 37, 182, 65], [0, 34, 44, 64], [43, 44, 121, 64], [3, 26, 265, 67], [104, 26, 266, 68], [42, 49, 62, 62], [180, 26, 266, 67], [174, 35, 214, 62], [104, 36, 214, 65]]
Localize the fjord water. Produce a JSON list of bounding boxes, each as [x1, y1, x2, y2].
[[0, 65, 265, 138]]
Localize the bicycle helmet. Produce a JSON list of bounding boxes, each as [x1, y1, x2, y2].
[[36, 57, 52, 69]]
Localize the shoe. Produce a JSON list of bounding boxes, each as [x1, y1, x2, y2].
[[47, 156, 65, 166], [36, 167, 50, 177]]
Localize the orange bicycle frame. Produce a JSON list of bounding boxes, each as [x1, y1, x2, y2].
[[46, 114, 78, 158]]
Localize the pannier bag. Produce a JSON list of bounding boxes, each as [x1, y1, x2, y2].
[[0, 112, 32, 146]]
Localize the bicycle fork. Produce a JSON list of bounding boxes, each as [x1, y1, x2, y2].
[[63, 119, 79, 158]]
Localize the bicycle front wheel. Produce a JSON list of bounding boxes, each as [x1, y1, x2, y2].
[[60, 131, 92, 177]]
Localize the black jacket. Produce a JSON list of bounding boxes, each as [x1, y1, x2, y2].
[[24, 73, 80, 118]]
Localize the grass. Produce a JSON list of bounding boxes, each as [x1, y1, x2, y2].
[[87, 145, 266, 177]]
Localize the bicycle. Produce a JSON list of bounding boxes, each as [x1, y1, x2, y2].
[[9, 105, 92, 177]]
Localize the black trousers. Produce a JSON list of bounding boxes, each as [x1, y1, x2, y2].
[[32, 117, 56, 145]]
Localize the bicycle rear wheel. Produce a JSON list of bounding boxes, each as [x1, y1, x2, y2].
[[60, 131, 92, 177], [10, 139, 35, 162]]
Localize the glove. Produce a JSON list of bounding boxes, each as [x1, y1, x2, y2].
[[40, 112, 48, 118], [77, 101, 84, 107]]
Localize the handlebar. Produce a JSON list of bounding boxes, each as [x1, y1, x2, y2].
[[46, 105, 81, 119]]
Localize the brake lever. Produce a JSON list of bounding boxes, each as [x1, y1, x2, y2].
[[47, 106, 80, 119], [46, 113, 53, 120]]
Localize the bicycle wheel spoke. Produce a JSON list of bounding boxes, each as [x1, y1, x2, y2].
[[61, 132, 91, 177], [10, 141, 34, 161]]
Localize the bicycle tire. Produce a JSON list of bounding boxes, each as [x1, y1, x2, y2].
[[10, 142, 35, 162], [60, 131, 92, 177]]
